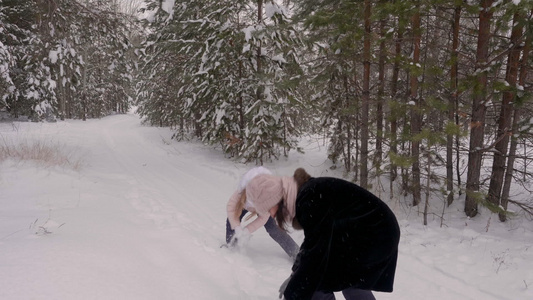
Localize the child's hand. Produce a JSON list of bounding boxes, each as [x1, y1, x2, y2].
[[230, 226, 251, 247]]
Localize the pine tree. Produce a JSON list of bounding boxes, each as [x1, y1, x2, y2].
[[0, 0, 56, 119], [292, 0, 365, 177], [487, 1, 528, 212], [0, 2, 19, 110], [138, 0, 303, 163], [0, 0, 134, 120]]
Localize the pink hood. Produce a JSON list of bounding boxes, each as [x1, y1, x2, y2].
[[281, 176, 298, 220]]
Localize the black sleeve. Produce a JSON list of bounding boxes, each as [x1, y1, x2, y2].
[[283, 226, 332, 300], [283, 179, 333, 300]]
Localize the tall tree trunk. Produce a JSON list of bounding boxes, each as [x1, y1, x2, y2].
[[423, 149, 432, 225], [344, 75, 352, 172], [355, 101, 360, 181], [360, 0, 372, 188], [255, 0, 263, 82], [375, 9, 386, 169], [500, 15, 531, 222], [447, 4, 462, 206], [390, 21, 404, 190], [238, 72, 245, 131], [257, 0, 263, 165], [487, 12, 523, 208], [410, 3, 422, 206], [464, 0, 494, 217]]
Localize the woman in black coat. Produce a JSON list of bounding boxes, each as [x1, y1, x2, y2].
[[279, 168, 400, 300]]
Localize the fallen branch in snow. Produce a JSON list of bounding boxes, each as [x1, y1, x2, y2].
[[30, 211, 66, 236], [0, 229, 25, 240], [508, 199, 533, 219]]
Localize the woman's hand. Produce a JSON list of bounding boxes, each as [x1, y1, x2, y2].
[[278, 275, 291, 299]]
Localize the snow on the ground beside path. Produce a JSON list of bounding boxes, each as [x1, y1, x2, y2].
[[391, 219, 533, 300], [1, 114, 532, 300]]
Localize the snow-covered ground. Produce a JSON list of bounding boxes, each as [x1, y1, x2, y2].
[[1, 113, 532, 300]]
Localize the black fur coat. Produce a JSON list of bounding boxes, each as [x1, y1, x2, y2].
[[283, 177, 400, 300]]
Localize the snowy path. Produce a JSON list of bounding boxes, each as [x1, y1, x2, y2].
[[70, 115, 292, 299], [1, 114, 532, 300]]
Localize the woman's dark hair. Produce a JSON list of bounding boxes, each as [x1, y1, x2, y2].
[[293, 168, 311, 190], [276, 201, 288, 231], [276, 168, 311, 231]]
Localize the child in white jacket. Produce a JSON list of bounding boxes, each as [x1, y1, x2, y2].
[[225, 167, 299, 260]]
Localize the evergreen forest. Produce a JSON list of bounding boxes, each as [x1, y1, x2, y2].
[[1, 0, 532, 223]]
